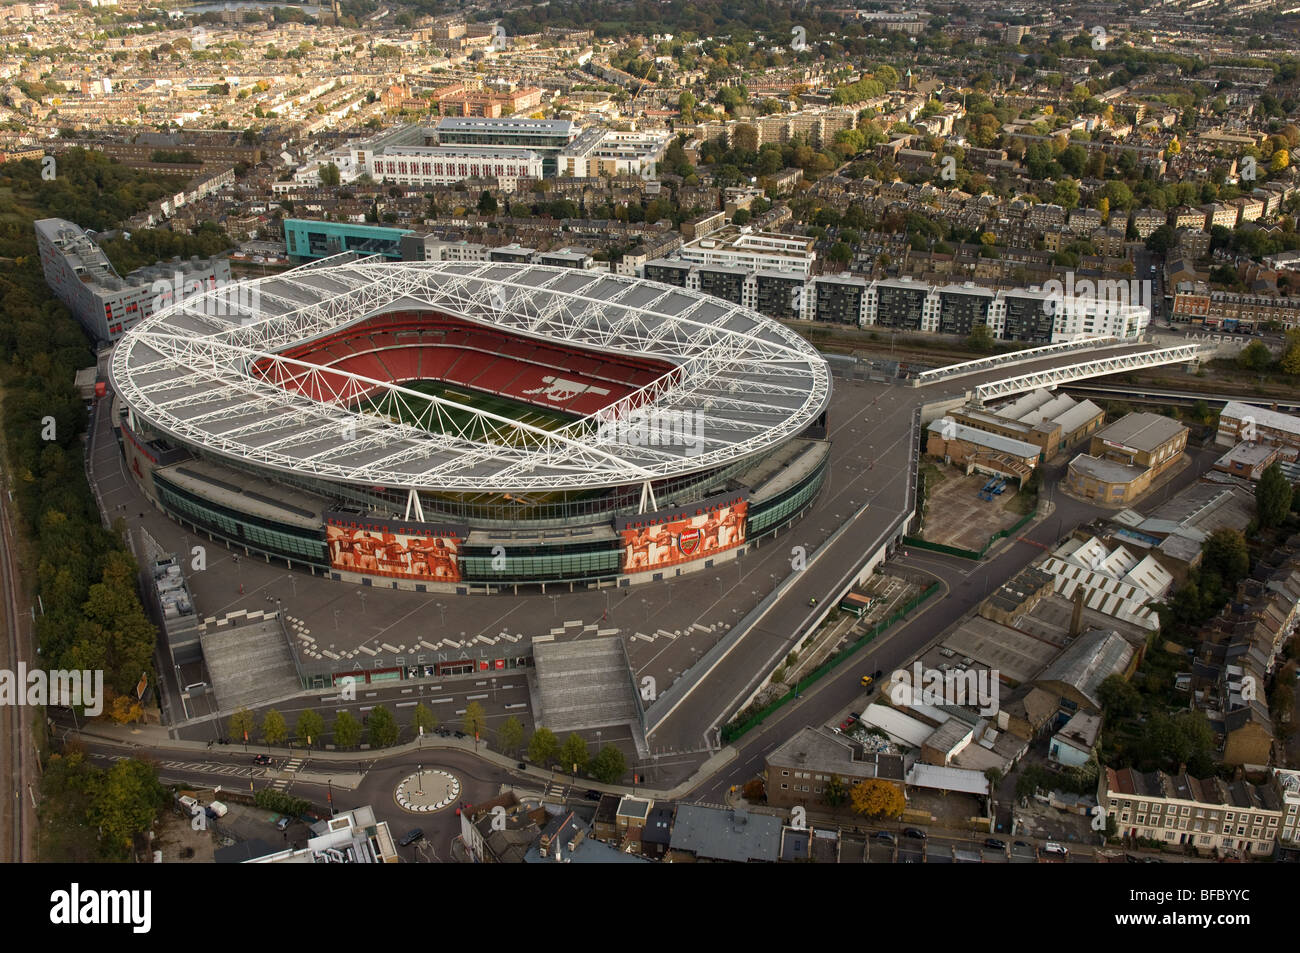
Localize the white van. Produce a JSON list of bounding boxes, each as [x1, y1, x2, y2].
[[1043, 841, 1069, 856], [177, 795, 200, 816], [207, 800, 229, 818]]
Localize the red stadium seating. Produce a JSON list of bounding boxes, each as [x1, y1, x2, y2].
[[248, 309, 676, 418]]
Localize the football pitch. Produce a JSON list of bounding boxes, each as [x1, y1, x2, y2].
[[360, 379, 576, 438]]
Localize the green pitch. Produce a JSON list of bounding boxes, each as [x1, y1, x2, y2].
[[359, 379, 576, 438]]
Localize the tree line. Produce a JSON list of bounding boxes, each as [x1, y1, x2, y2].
[[229, 701, 629, 784]]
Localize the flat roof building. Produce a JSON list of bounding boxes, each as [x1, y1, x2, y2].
[[36, 217, 230, 343]]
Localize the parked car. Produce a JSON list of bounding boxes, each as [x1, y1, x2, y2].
[[903, 827, 927, 839], [584, 789, 602, 802], [253, 754, 273, 765], [1043, 841, 1069, 856], [860, 675, 874, 688], [983, 838, 1006, 851], [516, 761, 528, 771], [276, 816, 291, 831], [871, 831, 896, 843], [398, 828, 424, 847], [838, 716, 857, 731]]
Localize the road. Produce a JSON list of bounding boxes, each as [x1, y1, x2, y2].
[[683, 441, 1220, 803]]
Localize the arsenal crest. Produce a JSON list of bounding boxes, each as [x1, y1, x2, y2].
[[678, 527, 702, 556]]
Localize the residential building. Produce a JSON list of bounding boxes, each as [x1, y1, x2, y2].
[[1100, 767, 1283, 856]]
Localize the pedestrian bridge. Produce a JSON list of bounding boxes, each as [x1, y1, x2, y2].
[[970, 343, 1208, 403]]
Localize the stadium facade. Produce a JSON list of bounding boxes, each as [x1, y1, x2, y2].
[[108, 256, 832, 592]]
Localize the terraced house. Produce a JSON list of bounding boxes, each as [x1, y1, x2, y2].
[[1100, 767, 1283, 857]]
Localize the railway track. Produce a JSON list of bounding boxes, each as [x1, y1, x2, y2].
[[0, 469, 32, 863]]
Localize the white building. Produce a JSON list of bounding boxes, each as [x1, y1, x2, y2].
[[370, 145, 543, 192]]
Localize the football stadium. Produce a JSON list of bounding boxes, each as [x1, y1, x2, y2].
[[109, 257, 832, 591]]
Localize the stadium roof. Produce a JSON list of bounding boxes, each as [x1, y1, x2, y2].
[[112, 257, 830, 492]]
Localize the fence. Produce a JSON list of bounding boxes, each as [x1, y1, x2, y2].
[[906, 495, 1039, 562], [720, 581, 942, 743]]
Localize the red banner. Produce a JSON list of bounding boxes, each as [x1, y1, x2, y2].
[[620, 500, 747, 572]]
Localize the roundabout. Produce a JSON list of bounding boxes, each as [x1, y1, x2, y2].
[[394, 767, 461, 814]]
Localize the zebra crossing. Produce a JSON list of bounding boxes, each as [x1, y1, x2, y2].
[[545, 780, 568, 801], [100, 752, 263, 781], [271, 758, 304, 791], [159, 759, 262, 779]]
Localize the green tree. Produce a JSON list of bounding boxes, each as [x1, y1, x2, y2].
[[318, 161, 341, 186], [87, 758, 167, 860], [295, 708, 324, 748], [528, 727, 560, 767], [261, 709, 287, 748], [367, 704, 399, 748], [462, 701, 487, 740], [1202, 528, 1250, 586], [823, 773, 849, 807], [1280, 329, 1300, 375], [496, 715, 524, 756], [229, 707, 255, 743], [966, 323, 995, 352], [589, 744, 627, 784], [411, 701, 438, 739], [1097, 674, 1142, 718], [333, 710, 362, 748], [559, 732, 590, 774], [1256, 462, 1294, 528], [477, 190, 498, 215], [1236, 339, 1273, 373]]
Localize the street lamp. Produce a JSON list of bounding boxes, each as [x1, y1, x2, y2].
[[417, 764, 422, 794], [436, 602, 445, 626]]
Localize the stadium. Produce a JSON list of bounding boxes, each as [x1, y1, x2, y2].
[[110, 257, 832, 591]]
